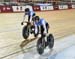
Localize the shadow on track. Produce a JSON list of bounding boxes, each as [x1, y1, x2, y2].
[[20, 37, 37, 48]]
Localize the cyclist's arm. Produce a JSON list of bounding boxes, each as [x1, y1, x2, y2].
[[42, 20, 47, 34], [29, 15, 32, 22], [23, 13, 26, 22]]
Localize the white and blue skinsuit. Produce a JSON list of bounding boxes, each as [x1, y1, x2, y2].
[[23, 10, 35, 22], [34, 18, 48, 35]]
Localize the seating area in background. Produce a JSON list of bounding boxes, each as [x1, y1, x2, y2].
[[0, 0, 75, 6]]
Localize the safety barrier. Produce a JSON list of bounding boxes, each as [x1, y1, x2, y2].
[[0, 6, 13, 13], [0, 4, 75, 13]]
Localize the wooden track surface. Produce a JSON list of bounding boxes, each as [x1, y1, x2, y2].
[[0, 9, 75, 59]]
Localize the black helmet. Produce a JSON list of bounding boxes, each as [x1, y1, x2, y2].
[[32, 13, 36, 17], [34, 16, 40, 21], [25, 8, 30, 12]]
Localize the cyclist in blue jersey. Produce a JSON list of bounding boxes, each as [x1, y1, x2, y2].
[[34, 16, 49, 37], [21, 8, 36, 25]]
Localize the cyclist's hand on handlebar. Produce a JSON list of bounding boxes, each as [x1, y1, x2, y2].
[[21, 22, 23, 25]]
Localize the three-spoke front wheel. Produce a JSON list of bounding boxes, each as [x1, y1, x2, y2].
[[37, 37, 45, 55], [22, 26, 29, 39]]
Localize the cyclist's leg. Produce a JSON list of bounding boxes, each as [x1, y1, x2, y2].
[[46, 23, 49, 33], [34, 24, 39, 37]]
